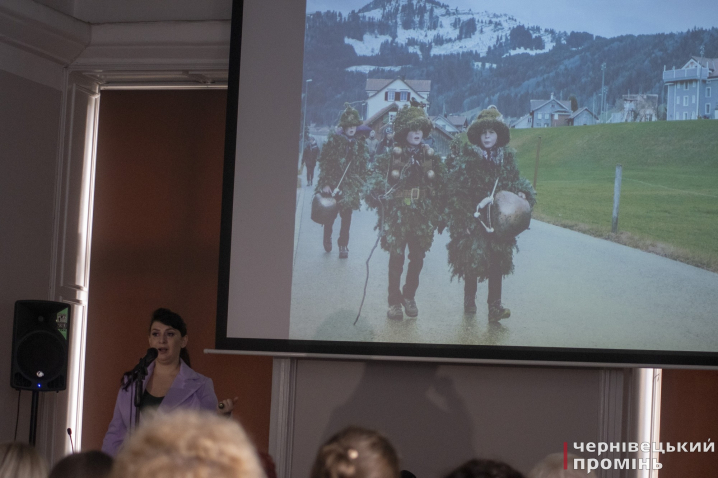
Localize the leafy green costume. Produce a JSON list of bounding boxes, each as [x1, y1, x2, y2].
[[314, 131, 369, 211], [315, 104, 369, 253], [444, 111, 536, 283], [366, 142, 446, 255]]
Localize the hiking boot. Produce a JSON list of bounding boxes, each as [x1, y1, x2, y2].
[[488, 301, 511, 322], [402, 298, 419, 317], [339, 246, 348, 259], [464, 295, 477, 314], [323, 236, 332, 252], [387, 304, 404, 320]]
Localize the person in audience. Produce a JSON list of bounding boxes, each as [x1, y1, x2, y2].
[[49, 450, 113, 478], [102, 308, 237, 456], [310, 426, 400, 478], [443, 458, 525, 478], [110, 409, 264, 478], [528, 452, 589, 478], [0, 442, 48, 478]]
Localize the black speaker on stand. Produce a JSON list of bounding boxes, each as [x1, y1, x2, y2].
[[10, 300, 71, 445]]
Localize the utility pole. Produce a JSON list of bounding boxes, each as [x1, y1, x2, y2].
[[301, 78, 312, 160], [600, 62, 606, 123]]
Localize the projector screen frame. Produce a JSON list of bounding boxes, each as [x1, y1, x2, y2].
[[215, 0, 718, 369]]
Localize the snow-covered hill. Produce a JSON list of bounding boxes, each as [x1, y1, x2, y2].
[[344, 0, 554, 58]]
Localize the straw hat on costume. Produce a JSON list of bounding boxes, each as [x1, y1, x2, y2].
[[339, 103, 363, 129], [393, 104, 432, 142]]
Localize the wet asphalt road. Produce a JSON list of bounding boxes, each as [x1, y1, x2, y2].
[[290, 175, 718, 353]]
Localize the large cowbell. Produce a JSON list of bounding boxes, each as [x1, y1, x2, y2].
[[491, 190, 532, 239], [311, 193, 339, 225]]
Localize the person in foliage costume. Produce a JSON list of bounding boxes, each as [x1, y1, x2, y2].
[[365, 104, 445, 320], [444, 107, 536, 321], [316, 103, 369, 259]]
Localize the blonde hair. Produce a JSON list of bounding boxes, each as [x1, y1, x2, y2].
[[310, 426, 400, 478], [111, 409, 264, 478], [0, 442, 48, 478], [528, 453, 589, 478]]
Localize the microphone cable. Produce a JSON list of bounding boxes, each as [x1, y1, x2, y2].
[[14, 390, 21, 441]]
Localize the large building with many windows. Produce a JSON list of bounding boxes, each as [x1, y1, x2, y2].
[[663, 57, 718, 120]]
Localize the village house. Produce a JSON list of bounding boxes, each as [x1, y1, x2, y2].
[[365, 78, 431, 120], [529, 93, 572, 127], [568, 107, 598, 126], [663, 56, 718, 120], [445, 114, 469, 132]]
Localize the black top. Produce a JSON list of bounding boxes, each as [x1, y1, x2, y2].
[[139, 389, 164, 411]]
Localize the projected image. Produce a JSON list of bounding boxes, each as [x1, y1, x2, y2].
[[289, 0, 718, 352]]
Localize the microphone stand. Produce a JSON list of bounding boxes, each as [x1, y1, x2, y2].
[[131, 354, 153, 428]]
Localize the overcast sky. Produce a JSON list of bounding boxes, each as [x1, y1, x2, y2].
[[307, 0, 718, 38]]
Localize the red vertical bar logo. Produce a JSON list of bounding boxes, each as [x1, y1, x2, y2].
[[563, 442, 568, 469]]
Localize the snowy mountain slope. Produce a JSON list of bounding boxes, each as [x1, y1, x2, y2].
[[344, 0, 554, 57]]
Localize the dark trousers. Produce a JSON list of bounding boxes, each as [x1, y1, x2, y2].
[[324, 208, 352, 247], [388, 237, 426, 305], [464, 256, 502, 305], [305, 162, 315, 184]]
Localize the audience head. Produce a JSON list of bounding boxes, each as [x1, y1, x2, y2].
[[528, 453, 589, 478], [310, 426, 400, 478], [0, 442, 48, 478], [49, 450, 113, 478], [110, 409, 264, 478], [444, 459, 525, 478]]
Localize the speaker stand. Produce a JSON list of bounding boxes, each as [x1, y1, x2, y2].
[[29, 390, 39, 446]]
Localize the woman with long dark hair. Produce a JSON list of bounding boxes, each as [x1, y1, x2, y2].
[[102, 308, 236, 456]]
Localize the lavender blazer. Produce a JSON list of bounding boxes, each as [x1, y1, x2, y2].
[[101, 360, 218, 456]]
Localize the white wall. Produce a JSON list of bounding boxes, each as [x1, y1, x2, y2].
[[0, 69, 63, 444], [288, 360, 607, 477], [34, 0, 231, 23]]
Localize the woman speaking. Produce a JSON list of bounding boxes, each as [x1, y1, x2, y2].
[[102, 308, 236, 456]]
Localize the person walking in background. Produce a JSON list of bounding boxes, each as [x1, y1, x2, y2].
[[316, 103, 369, 259], [366, 129, 380, 164], [303, 135, 320, 186], [444, 107, 536, 321]]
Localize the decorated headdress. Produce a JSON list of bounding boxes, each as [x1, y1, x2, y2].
[[393, 104, 432, 143], [467, 106, 510, 148], [338, 103, 363, 129]]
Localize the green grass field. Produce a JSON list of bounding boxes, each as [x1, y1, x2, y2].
[[510, 120, 718, 271]]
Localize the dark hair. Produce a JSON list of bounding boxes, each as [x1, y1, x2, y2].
[[121, 308, 191, 389], [49, 451, 113, 478], [444, 459, 525, 478], [310, 426, 400, 478], [150, 308, 191, 367]]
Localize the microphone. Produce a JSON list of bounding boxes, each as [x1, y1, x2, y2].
[[67, 428, 75, 453], [141, 348, 159, 365]]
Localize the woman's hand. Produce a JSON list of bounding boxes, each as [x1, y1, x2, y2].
[[322, 186, 332, 196], [217, 396, 239, 416]]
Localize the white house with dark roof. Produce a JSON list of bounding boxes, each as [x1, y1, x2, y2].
[[663, 56, 718, 120], [365, 78, 431, 120], [530, 93, 572, 127], [446, 114, 468, 131], [430, 115, 460, 135], [568, 107, 598, 126]]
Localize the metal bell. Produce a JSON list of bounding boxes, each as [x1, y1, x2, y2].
[[311, 193, 338, 225]]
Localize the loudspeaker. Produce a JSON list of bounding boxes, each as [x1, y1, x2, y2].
[[11, 300, 71, 392]]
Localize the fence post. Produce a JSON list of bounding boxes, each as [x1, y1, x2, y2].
[[612, 164, 622, 233], [533, 136, 541, 190]]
